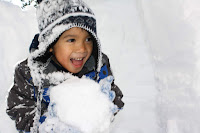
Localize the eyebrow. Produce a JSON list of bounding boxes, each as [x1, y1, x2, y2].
[[63, 35, 77, 39]]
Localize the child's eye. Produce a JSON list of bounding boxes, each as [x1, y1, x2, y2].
[[67, 39, 75, 42], [86, 37, 92, 42]]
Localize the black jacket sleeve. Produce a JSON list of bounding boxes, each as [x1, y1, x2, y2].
[[6, 60, 36, 132]]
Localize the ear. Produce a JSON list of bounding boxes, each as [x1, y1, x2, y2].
[[49, 48, 53, 52]]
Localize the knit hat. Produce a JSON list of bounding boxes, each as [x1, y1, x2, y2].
[[30, 0, 102, 72]]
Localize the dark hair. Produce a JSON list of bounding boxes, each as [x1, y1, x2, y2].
[[33, 38, 58, 63]]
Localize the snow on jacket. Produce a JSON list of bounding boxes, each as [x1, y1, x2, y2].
[[6, 53, 124, 132]]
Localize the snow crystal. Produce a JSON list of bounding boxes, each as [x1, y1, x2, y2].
[[40, 76, 114, 133]]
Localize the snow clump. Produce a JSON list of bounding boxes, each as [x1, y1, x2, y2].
[[39, 76, 114, 133]]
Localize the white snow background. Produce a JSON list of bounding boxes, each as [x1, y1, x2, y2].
[[1, 0, 200, 133]]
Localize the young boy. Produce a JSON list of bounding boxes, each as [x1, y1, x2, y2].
[[6, 0, 124, 132]]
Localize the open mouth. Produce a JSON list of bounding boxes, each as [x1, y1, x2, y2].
[[70, 57, 85, 68]]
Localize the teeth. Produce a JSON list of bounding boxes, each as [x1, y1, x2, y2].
[[72, 58, 83, 60]]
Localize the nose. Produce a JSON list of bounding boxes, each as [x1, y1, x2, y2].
[[75, 43, 86, 53]]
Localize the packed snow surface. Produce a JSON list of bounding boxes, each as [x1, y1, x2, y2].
[[40, 76, 114, 133]]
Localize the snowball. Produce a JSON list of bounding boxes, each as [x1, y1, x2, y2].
[[42, 76, 114, 133]]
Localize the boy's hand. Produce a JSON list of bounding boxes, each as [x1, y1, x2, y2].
[[99, 76, 116, 101], [39, 116, 82, 133], [99, 76, 119, 114], [39, 103, 82, 133]]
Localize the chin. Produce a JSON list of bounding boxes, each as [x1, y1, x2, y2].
[[69, 67, 83, 74]]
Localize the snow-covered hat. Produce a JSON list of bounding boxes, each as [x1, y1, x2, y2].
[[31, 0, 102, 71]]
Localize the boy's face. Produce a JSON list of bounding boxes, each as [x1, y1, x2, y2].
[[50, 27, 93, 73]]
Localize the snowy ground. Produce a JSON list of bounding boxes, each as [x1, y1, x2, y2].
[[1, 0, 200, 133]]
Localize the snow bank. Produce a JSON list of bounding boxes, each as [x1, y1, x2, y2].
[[0, 1, 37, 98], [141, 0, 200, 132], [40, 76, 114, 133]]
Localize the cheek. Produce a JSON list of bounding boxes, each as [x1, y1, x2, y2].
[[87, 44, 93, 55], [54, 47, 71, 60]]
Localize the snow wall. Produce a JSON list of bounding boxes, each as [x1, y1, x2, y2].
[[141, 0, 200, 133], [1, 0, 200, 133]]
